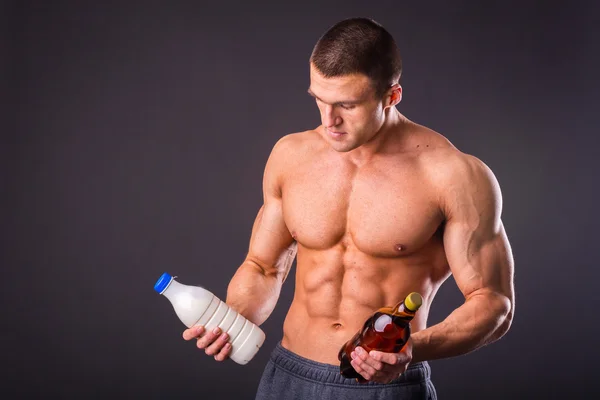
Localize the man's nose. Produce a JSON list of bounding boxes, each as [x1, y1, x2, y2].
[[322, 105, 341, 128]]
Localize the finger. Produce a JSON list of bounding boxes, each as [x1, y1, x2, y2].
[[351, 349, 378, 380], [205, 331, 229, 356], [354, 347, 384, 373], [196, 326, 223, 349], [350, 357, 371, 381], [213, 342, 233, 361], [354, 357, 397, 383], [369, 349, 410, 367], [350, 356, 395, 383], [369, 350, 411, 380], [183, 325, 205, 341]]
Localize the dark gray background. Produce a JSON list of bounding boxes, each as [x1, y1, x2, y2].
[[4, 1, 599, 399]]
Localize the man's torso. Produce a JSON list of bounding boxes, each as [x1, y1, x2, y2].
[[278, 121, 457, 364]]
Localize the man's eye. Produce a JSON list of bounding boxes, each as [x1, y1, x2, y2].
[[340, 104, 355, 110]]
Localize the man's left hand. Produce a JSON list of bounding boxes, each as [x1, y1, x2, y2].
[[350, 338, 413, 384]]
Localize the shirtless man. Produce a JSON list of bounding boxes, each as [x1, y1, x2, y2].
[[182, 18, 514, 399]]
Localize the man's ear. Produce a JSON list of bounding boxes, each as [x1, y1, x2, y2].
[[385, 84, 402, 108]]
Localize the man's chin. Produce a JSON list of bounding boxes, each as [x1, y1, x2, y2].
[[329, 141, 357, 153]]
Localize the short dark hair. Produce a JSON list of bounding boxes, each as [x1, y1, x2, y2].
[[310, 18, 402, 97]]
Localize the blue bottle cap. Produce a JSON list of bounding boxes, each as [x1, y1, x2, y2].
[[154, 272, 173, 294]]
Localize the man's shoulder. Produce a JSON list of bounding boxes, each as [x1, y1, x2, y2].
[[407, 124, 500, 198], [418, 145, 502, 214], [421, 146, 483, 177], [269, 129, 323, 163]]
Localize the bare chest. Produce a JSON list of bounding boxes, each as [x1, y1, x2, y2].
[[282, 157, 443, 257]]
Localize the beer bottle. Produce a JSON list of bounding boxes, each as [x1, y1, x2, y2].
[[338, 292, 423, 382]]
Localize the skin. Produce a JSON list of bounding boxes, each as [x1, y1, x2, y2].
[[182, 64, 515, 384]]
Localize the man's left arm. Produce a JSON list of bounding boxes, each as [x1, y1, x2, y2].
[[411, 154, 515, 362], [349, 154, 514, 382]]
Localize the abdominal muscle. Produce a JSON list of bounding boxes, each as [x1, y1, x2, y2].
[[280, 244, 442, 365]]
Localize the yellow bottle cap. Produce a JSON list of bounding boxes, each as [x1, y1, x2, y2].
[[404, 292, 423, 312]]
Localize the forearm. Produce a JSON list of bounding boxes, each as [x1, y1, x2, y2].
[[411, 289, 513, 363], [225, 259, 284, 326]]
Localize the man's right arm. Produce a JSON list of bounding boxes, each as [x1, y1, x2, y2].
[[226, 134, 297, 324], [225, 202, 297, 325], [182, 136, 297, 359]]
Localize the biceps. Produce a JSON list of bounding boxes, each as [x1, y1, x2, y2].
[[247, 200, 296, 278], [444, 221, 514, 299]]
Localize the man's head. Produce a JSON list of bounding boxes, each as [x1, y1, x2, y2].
[[308, 18, 403, 152]]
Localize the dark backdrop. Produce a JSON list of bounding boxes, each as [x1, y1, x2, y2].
[[4, 1, 599, 399]]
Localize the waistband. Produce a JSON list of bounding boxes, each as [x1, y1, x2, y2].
[[269, 341, 431, 387]]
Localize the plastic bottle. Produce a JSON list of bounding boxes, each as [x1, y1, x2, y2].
[[153, 272, 266, 365], [338, 292, 423, 382]]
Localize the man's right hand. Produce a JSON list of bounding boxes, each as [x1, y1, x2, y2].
[[182, 326, 232, 362]]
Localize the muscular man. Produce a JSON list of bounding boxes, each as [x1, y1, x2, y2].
[[183, 18, 514, 399]]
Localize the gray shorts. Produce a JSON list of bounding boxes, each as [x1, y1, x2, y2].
[[255, 342, 437, 400]]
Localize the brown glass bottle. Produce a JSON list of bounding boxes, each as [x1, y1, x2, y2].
[[338, 292, 423, 382]]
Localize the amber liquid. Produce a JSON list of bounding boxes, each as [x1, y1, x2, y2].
[[338, 303, 415, 382]]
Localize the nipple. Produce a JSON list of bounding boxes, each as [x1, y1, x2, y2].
[[291, 231, 297, 240], [394, 244, 405, 252]]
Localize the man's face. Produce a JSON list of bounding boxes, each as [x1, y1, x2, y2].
[[308, 64, 387, 153]]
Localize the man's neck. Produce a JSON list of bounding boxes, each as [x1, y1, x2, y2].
[[343, 108, 406, 165]]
